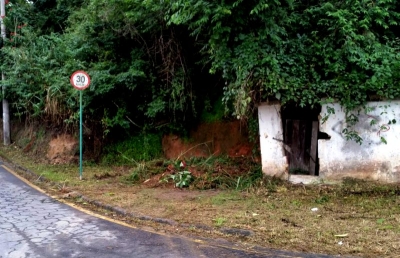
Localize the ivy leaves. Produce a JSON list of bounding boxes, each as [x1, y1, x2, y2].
[[170, 0, 400, 119], [2, 0, 400, 138]]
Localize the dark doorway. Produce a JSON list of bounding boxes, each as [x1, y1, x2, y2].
[[281, 104, 324, 176]]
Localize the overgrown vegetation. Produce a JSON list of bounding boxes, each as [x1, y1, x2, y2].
[[122, 155, 263, 190], [101, 133, 163, 165], [1, 0, 400, 149], [167, 171, 194, 188], [170, 0, 400, 117], [2, 2, 400, 256]]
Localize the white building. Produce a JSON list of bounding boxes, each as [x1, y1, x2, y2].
[[258, 101, 400, 184]]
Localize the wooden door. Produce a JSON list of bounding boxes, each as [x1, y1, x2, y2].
[[284, 120, 318, 175]]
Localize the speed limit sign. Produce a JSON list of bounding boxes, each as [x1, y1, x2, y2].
[[70, 70, 91, 90], [70, 70, 91, 179]]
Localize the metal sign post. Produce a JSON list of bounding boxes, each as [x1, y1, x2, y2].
[[70, 71, 91, 180]]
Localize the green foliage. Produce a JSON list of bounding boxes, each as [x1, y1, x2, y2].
[[185, 156, 263, 190], [234, 166, 263, 190], [1, 24, 75, 124], [32, 0, 85, 33], [125, 160, 163, 184], [170, 0, 400, 121], [101, 133, 162, 165], [200, 98, 225, 123], [169, 171, 194, 188], [68, 0, 199, 127], [247, 116, 260, 155], [3, 0, 400, 147], [213, 217, 227, 227], [2, 0, 205, 138], [315, 195, 330, 204]]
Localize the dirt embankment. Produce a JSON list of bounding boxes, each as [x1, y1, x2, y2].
[[162, 121, 254, 159], [7, 120, 255, 165], [1, 121, 400, 258]]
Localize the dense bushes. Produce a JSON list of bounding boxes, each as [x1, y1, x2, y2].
[[1, 0, 400, 146]]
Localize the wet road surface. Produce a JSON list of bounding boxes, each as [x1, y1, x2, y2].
[[0, 164, 333, 258]]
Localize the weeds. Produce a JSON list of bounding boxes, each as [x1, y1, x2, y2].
[[234, 165, 263, 190], [56, 180, 70, 193], [40, 169, 68, 182], [169, 171, 193, 188], [213, 217, 227, 227], [125, 159, 164, 183], [159, 160, 194, 188], [193, 171, 236, 190], [186, 156, 263, 190], [2, 142, 400, 257], [340, 177, 400, 197], [102, 133, 162, 165], [154, 156, 264, 190], [315, 195, 330, 204]]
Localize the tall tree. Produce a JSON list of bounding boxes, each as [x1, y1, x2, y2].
[[3, 0, 400, 143], [169, 0, 400, 119]]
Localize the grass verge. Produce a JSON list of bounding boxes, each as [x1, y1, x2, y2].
[[1, 144, 400, 257]]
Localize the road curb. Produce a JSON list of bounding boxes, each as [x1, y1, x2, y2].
[[77, 194, 254, 237], [0, 157, 254, 238]]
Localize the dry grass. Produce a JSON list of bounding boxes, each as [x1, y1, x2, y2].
[[1, 145, 400, 257]]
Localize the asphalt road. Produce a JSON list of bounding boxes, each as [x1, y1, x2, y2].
[[0, 164, 333, 258]]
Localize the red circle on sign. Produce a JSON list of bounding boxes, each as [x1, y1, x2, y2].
[[70, 70, 91, 90]]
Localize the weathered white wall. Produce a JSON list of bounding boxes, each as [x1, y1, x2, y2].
[[258, 100, 400, 183], [258, 103, 288, 178], [319, 101, 400, 183]]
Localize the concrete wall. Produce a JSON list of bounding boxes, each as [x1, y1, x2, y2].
[[258, 103, 288, 179], [319, 101, 400, 183], [258, 101, 400, 183]]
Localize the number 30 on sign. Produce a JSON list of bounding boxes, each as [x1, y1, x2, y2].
[[70, 70, 91, 90]]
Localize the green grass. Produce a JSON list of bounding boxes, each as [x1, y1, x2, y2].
[[39, 169, 68, 182], [210, 191, 243, 206], [2, 144, 400, 257], [213, 217, 227, 227], [101, 132, 163, 165]]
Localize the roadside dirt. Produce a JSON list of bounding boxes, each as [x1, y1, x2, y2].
[[162, 121, 254, 159], [1, 124, 400, 257], [46, 134, 78, 164]]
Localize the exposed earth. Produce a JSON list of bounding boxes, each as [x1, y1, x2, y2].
[[1, 121, 400, 258]]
